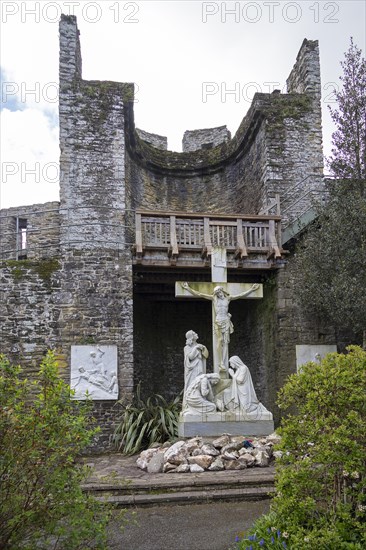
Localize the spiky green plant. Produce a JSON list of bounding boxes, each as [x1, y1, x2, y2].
[[111, 384, 182, 455]]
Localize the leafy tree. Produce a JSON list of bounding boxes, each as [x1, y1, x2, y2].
[[234, 347, 366, 549], [294, 39, 366, 345], [295, 178, 366, 341], [0, 351, 124, 549]]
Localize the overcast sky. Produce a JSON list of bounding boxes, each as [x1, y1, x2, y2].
[[1, 0, 365, 208]]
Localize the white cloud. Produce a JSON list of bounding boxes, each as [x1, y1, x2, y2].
[[0, 108, 59, 208]]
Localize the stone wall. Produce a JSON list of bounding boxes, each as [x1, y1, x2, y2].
[[269, 252, 336, 423], [287, 39, 321, 95], [0, 258, 61, 371], [59, 15, 130, 251], [136, 128, 168, 150], [124, 39, 323, 224], [0, 250, 133, 449], [57, 249, 133, 448], [182, 126, 231, 152], [279, 39, 324, 224], [0, 202, 60, 260], [57, 15, 134, 446], [125, 97, 272, 216]]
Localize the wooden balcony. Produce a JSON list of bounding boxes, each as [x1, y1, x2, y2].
[[133, 211, 284, 270]]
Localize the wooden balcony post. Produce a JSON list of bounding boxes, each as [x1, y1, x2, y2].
[[169, 215, 179, 263], [268, 219, 281, 259], [276, 219, 282, 249], [135, 213, 143, 261], [202, 216, 213, 258], [235, 218, 248, 259]]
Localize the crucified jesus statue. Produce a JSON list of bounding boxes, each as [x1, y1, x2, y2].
[[181, 282, 259, 372]]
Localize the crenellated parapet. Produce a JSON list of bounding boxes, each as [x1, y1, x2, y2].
[[182, 126, 231, 153], [287, 39, 322, 96]]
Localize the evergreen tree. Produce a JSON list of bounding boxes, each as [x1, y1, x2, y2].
[[328, 38, 366, 182], [294, 39, 366, 345]]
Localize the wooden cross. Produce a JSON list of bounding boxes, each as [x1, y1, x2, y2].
[[175, 247, 263, 377]]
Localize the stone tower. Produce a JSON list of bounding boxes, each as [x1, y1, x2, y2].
[[0, 16, 333, 448]]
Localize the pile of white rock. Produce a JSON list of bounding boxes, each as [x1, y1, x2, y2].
[[136, 433, 282, 474]]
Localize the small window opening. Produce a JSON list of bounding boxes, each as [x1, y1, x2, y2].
[[17, 218, 27, 259]]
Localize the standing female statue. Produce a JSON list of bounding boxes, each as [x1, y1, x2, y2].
[[183, 330, 209, 393]]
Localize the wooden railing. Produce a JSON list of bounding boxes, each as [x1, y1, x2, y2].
[[134, 211, 282, 265]]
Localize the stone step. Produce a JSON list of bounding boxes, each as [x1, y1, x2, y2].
[[82, 468, 275, 506], [83, 468, 275, 492], [84, 473, 275, 494], [89, 485, 275, 507]]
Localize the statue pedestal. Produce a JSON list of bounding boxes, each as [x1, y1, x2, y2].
[[178, 411, 274, 438]]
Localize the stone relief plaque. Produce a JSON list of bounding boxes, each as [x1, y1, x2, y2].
[[70, 345, 118, 400], [296, 344, 337, 372]]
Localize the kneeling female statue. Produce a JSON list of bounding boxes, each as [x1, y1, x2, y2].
[[183, 373, 220, 415], [224, 356, 271, 419]]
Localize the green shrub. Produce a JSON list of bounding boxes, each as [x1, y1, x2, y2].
[[233, 347, 366, 549], [0, 351, 124, 549], [111, 383, 182, 454]]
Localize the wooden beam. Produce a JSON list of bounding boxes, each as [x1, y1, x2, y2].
[[136, 209, 282, 222], [132, 257, 276, 270], [209, 220, 237, 227]]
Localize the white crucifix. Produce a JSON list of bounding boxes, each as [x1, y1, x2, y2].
[[175, 247, 263, 378]]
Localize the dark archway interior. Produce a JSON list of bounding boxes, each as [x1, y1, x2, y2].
[[133, 269, 275, 407]]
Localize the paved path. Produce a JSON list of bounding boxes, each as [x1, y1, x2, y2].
[[83, 453, 273, 549], [108, 500, 271, 550]]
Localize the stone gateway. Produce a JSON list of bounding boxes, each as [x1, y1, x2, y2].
[[0, 15, 338, 450]]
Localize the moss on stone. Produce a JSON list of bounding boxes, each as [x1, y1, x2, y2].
[[33, 259, 60, 283], [54, 349, 68, 372], [4, 258, 60, 284], [5, 260, 30, 280], [82, 85, 99, 98], [265, 93, 312, 125], [79, 336, 96, 344]]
